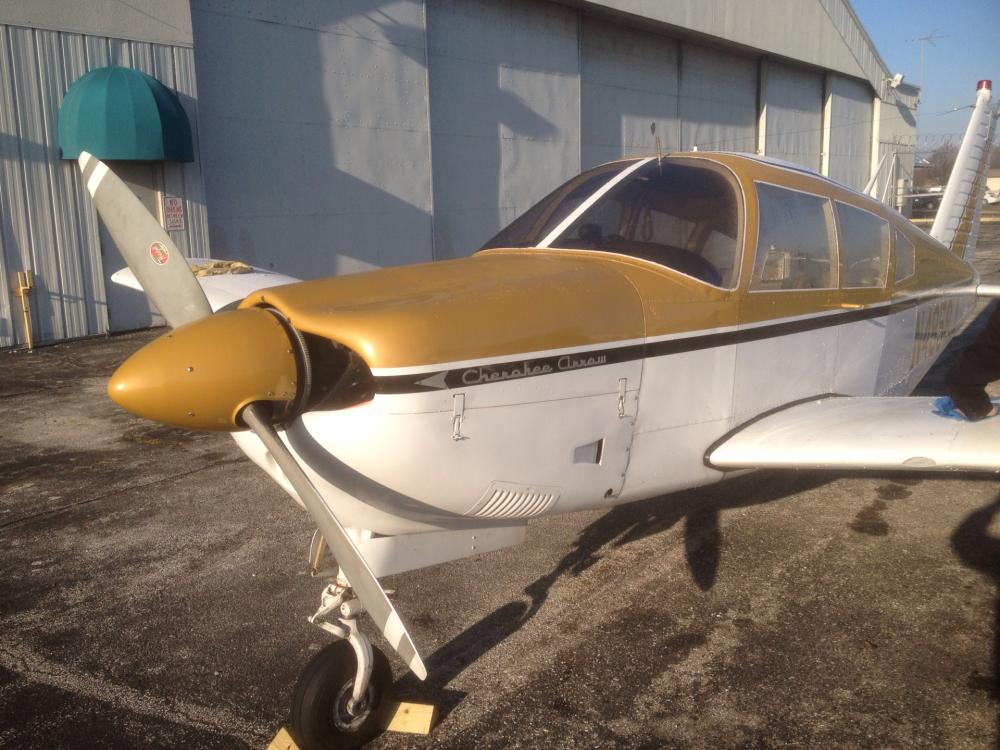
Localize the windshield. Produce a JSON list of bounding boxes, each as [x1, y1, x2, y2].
[[480, 161, 634, 250], [482, 158, 742, 288]]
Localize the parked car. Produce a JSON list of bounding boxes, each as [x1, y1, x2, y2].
[[912, 186, 944, 212]]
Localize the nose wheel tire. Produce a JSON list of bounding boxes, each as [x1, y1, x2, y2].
[[290, 641, 393, 749]]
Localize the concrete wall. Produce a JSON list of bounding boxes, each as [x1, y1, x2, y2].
[[189, 0, 913, 268], [678, 44, 758, 154], [428, 3, 762, 256], [580, 19, 679, 169], [191, 0, 435, 277], [763, 62, 824, 171], [427, 0, 581, 258], [828, 74, 872, 192]]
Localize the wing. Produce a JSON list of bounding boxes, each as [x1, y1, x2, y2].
[[111, 256, 299, 312], [707, 396, 1000, 472]]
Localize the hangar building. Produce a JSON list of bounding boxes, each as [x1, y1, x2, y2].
[[0, 0, 919, 348]]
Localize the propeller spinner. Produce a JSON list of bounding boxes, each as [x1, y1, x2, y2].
[[108, 307, 299, 430]]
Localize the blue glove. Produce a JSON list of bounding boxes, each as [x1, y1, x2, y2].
[[932, 395, 1000, 421]]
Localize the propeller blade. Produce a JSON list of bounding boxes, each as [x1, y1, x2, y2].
[[77, 151, 212, 329], [80, 153, 425, 678], [242, 404, 428, 680]]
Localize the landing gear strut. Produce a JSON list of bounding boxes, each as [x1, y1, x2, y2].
[[290, 583, 393, 749]]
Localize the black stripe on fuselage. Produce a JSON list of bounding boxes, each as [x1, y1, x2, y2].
[[374, 298, 924, 395]]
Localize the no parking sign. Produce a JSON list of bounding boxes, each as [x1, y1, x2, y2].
[[162, 195, 185, 231]]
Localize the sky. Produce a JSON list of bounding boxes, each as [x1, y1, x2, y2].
[[849, 0, 999, 148]]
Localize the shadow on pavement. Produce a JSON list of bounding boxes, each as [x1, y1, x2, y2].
[[950, 494, 1000, 746], [393, 470, 829, 716]]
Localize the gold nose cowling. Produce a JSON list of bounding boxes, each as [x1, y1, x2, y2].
[[108, 308, 299, 431]]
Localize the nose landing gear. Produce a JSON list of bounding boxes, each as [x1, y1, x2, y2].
[[290, 583, 394, 749]]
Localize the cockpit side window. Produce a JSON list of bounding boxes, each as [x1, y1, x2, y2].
[[551, 160, 741, 288], [751, 182, 838, 291]]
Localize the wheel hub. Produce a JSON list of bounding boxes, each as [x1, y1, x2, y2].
[[332, 680, 372, 731]]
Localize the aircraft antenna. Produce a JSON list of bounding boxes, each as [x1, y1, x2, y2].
[[650, 122, 663, 172], [907, 30, 948, 90]]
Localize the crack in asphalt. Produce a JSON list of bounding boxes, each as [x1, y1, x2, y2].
[[0, 458, 245, 532], [0, 637, 270, 744]]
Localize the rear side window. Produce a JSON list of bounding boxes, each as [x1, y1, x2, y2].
[[751, 182, 837, 291], [836, 202, 890, 288], [894, 229, 915, 283]]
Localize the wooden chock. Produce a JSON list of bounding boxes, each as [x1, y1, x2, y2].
[[385, 701, 439, 735], [265, 705, 437, 749], [266, 727, 300, 750]]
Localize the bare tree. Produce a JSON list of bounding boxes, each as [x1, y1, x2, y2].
[[927, 143, 958, 186]]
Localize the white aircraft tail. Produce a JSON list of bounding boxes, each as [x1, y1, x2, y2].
[[929, 80, 999, 261]]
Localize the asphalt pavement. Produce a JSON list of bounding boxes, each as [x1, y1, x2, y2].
[[2, 217, 999, 749]]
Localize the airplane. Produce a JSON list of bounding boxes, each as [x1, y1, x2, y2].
[[76, 79, 997, 749]]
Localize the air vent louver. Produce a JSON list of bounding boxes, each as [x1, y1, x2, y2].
[[468, 482, 561, 519]]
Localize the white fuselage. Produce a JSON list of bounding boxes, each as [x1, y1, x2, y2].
[[233, 291, 974, 537]]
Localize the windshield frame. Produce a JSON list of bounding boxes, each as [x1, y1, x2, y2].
[[536, 158, 652, 248]]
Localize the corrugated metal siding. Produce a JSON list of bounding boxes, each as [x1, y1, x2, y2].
[[36, 29, 92, 340], [828, 74, 872, 192], [427, 0, 580, 259], [580, 18, 679, 169], [0, 27, 31, 348], [0, 24, 208, 348], [678, 44, 758, 153], [821, 0, 874, 81], [7, 26, 65, 344], [764, 62, 824, 171]]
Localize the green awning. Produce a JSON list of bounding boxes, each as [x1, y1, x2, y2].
[[58, 66, 193, 162]]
